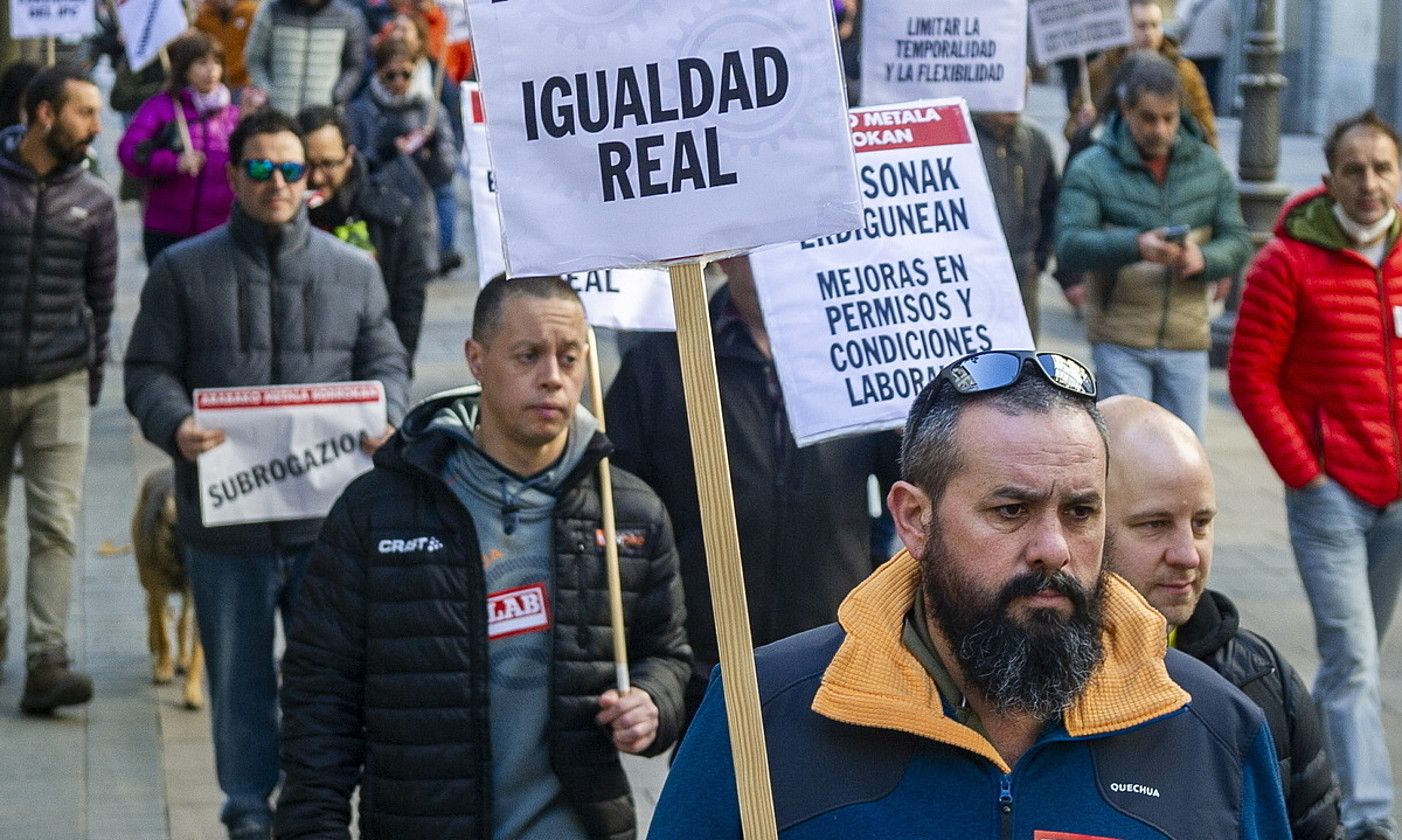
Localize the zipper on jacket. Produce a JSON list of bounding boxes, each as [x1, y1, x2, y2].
[[268, 240, 281, 382], [18, 179, 48, 375], [998, 774, 1013, 840], [237, 276, 250, 353], [1374, 263, 1402, 486], [1155, 186, 1173, 348], [302, 281, 313, 353]]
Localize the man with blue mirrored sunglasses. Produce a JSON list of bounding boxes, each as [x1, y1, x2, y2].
[[124, 107, 409, 840]]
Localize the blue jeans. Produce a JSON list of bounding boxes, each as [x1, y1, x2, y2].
[[1286, 478, 1402, 839], [1090, 342, 1208, 438], [433, 181, 457, 255], [186, 545, 311, 831]]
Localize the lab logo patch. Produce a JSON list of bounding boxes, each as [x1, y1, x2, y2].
[[487, 583, 551, 640]]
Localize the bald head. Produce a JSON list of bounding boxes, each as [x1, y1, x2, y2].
[[1101, 396, 1216, 628]]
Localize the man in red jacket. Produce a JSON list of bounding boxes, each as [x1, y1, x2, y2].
[[1229, 110, 1402, 840]]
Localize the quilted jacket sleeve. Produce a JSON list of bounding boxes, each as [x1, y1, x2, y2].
[[1277, 656, 1345, 840], [117, 95, 182, 180], [275, 490, 369, 839], [1054, 152, 1144, 274], [1228, 240, 1321, 488], [85, 188, 117, 406], [123, 254, 193, 457]]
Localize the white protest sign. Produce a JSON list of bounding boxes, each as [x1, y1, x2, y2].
[[114, 0, 186, 70], [463, 83, 677, 330], [194, 382, 386, 527], [466, 0, 862, 275], [1029, 0, 1133, 65], [749, 98, 1033, 446], [441, 0, 471, 43], [9, 0, 94, 38], [860, 0, 1028, 112]]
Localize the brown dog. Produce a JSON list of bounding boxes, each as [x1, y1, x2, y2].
[[131, 467, 204, 710]]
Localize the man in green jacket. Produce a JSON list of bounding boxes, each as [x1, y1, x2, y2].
[[1055, 52, 1249, 438]]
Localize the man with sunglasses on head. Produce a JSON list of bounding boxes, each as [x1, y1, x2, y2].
[[650, 349, 1290, 839], [124, 108, 409, 840], [295, 105, 437, 372]]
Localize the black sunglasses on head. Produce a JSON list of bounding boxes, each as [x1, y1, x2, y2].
[[909, 349, 1097, 426], [242, 158, 307, 183]]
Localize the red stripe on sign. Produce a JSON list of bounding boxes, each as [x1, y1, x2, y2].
[[195, 383, 383, 410], [470, 88, 485, 124], [850, 104, 969, 153], [1034, 832, 1124, 840]]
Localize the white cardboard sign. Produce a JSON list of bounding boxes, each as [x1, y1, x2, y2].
[[9, 0, 95, 38], [463, 84, 677, 331], [860, 0, 1028, 112], [749, 98, 1033, 446], [194, 382, 386, 527], [114, 0, 187, 70], [1028, 0, 1133, 65], [441, 0, 471, 44], [466, 0, 862, 275]]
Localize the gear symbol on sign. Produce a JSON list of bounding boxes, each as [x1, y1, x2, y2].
[[534, 0, 655, 49], [666, 5, 813, 156]]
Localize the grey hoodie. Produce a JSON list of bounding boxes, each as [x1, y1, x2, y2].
[[426, 399, 596, 840]]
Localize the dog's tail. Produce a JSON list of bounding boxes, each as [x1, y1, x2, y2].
[[134, 466, 176, 545]]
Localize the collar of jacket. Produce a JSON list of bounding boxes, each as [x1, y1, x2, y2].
[[228, 200, 311, 260], [1281, 185, 1402, 254], [811, 550, 1190, 773], [1174, 589, 1239, 659], [1101, 110, 1204, 172], [379, 384, 614, 495], [0, 124, 84, 184]]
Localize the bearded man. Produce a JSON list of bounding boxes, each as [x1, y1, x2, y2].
[[0, 65, 115, 714], [649, 349, 1290, 839]]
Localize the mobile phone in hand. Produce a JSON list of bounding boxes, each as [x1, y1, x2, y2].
[[1161, 224, 1191, 243]]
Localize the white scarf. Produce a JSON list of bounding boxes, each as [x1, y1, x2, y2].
[[1333, 202, 1396, 247]]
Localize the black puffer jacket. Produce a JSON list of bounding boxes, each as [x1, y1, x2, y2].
[[124, 203, 409, 552], [276, 388, 690, 840], [0, 125, 117, 403], [1176, 590, 1343, 840]]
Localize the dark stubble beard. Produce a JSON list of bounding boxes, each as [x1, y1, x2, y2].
[[44, 123, 93, 167], [921, 526, 1108, 720]]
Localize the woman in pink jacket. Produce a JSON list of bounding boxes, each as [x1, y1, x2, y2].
[[118, 31, 239, 263]]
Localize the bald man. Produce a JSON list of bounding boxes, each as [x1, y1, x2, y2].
[[1101, 395, 1342, 840]]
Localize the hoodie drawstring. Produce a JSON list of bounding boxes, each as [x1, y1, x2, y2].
[[496, 472, 552, 536]]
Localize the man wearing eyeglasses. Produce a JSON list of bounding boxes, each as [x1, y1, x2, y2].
[[295, 105, 437, 371], [1230, 111, 1402, 840], [649, 349, 1290, 839], [124, 108, 409, 840], [1056, 52, 1250, 439]]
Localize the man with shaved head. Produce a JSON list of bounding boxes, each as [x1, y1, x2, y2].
[[1102, 395, 1342, 839]]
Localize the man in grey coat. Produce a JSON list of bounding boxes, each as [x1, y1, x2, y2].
[[242, 0, 366, 114], [124, 108, 409, 840]]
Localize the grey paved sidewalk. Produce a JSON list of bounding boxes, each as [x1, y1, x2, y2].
[[0, 78, 1397, 839]]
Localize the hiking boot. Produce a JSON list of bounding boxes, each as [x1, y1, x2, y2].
[[20, 655, 93, 714]]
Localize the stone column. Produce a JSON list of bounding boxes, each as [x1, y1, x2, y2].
[[1209, 0, 1291, 366]]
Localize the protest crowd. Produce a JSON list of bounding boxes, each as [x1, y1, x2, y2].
[[1, 0, 1401, 838]]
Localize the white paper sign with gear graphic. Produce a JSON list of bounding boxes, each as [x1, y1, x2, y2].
[[463, 83, 677, 330], [466, 0, 863, 275], [749, 98, 1033, 447], [860, 0, 1028, 112], [194, 382, 386, 527]]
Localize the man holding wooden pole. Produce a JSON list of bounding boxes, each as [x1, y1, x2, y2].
[[276, 276, 690, 840], [650, 349, 1291, 839]]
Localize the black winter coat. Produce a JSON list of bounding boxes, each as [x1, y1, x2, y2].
[[276, 388, 691, 840], [0, 125, 117, 403], [605, 286, 901, 664], [124, 203, 410, 552], [1176, 590, 1343, 840]]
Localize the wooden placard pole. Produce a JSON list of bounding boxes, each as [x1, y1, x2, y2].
[[156, 48, 195, 156], [1076, 52, 1092, 112], [586, 325, 630, 694], [45, 36, 55, 67], [667, 261, 778, 839]]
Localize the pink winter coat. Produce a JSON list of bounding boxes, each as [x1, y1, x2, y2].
[[118, 89, 239, 237]]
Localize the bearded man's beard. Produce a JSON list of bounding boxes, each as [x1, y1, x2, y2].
[[45, 124, 93, 166], [921, 528, 1108, 720]]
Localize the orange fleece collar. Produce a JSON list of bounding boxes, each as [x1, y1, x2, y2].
[[811, 551, 1190, 773]]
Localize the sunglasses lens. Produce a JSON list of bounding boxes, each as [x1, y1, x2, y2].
[[944, 351, 1023, 394], [278, 162, 307, 183], [1037, 353, 1097, 398], [244, 159, 274, 181]]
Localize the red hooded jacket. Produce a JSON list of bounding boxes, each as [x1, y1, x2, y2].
[[1229, 185, 1402, 506]]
